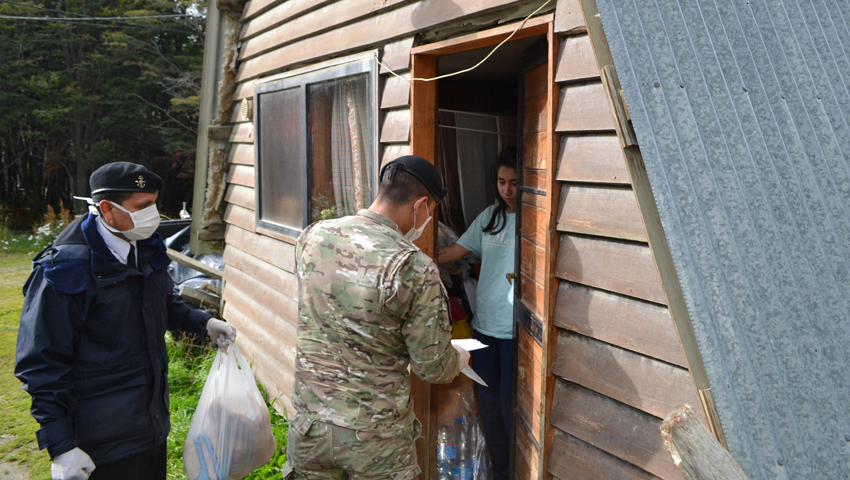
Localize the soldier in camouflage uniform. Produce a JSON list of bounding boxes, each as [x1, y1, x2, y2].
[[282, 156, 471, 480]]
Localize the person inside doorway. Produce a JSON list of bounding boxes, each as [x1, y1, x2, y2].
[[436, 147, 517, 479]]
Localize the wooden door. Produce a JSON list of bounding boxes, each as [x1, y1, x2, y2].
[[409, 18, 556, 479], [513, 36, 556, 480]]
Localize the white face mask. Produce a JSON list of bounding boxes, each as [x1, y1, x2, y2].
[[102, 201, 161, 241], [404, 199, 432, 242]]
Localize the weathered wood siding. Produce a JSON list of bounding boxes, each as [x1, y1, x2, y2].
[[216, 0, 534, 445], [545, 2, 702, 479], [210, 1, 705, 479]]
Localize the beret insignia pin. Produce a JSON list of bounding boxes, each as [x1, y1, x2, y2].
[[136, 175, 146, 188]]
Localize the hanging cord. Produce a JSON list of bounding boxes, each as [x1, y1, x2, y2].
[[376, 0, 553, 83]]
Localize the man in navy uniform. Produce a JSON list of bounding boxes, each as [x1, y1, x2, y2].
[[15, 162, 237, 480]]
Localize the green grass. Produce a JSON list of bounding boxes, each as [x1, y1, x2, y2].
[[165, 337, 289, 480], [1, 234, 288, 479], [0, 252, 52, 480]]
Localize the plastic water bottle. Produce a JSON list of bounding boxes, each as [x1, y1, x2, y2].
[[454, 418, 471, 480], [437, 425, 455, 480], [469, 411, 484, 479]]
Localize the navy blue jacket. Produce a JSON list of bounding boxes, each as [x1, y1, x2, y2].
[[14, 214, 212, 465]]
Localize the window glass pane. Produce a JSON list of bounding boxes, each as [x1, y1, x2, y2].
[[307, 74, 373, 222], [258, 87, 303, 232]]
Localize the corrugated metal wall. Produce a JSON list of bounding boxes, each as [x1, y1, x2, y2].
[[595, 0, 850, 478]]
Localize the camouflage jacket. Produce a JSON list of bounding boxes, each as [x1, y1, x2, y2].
[[291, 209, 459, 433]]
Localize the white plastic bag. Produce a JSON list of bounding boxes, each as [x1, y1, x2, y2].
[[183, 345, 276, 480], [437, 383, 493, 480]]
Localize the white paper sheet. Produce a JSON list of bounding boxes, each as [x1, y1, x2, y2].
[[461, 366, 488, 387], [451, 339, 488, 352], [451, 339, 489, 386]]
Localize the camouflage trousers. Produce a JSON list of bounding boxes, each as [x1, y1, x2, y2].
[[281, 413, 421, 480]]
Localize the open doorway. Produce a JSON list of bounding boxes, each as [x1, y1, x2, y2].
[[408, 22, 553, 480]]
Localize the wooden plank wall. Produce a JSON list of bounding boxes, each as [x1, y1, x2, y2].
[[216, 0, 428, 420], [545, 1, 703, 479], [216, 0, 525, 428]]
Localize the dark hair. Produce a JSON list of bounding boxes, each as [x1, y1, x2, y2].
[[92, 191, 134, 212], [91, 192, 133, 205], [376, 169, 432, 207], [482, 148, 517, 235]]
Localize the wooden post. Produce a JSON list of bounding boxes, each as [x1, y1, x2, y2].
[[410, 52, 438, 480], [660, 404, 749, 480]]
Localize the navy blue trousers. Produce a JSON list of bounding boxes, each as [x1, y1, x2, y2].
[[472, 329, 513, 480]]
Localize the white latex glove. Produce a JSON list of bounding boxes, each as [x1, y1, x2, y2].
[[453, 343, 471, 373], [206, 318, 237, 351], [51, 447, 95, 480]]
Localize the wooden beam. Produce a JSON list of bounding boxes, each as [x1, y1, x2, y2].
[[552, 331, 703, 420], [225, 183, 256, 211], [541, 22, 561, 480], [166, 248, 223, 280], [577, 0, 614, 70], [553, 282, 688, 367], [222, 281, 297, 348], [554, 0, 586, 34], [380, 36, 415, 73], [227, 143, 255, 166], [622, 147, 724, 440], [660, 405, 748, 480], [548, 430, 662, 480], [238, 0, 410, 60], [223, 202, 257, 232], [555, 34, 598, 83], [555, 82, 616, 132], [601, 64, 637, 147], [550, 380, 685, 480], [225, 224, 296, 272], [380, 108, 412, 143], [240, 0, 335, 41], [179, 285, 221, 310], [410, 14, 553, 56], [554, 233, 666, 305], [207, 124, 233, 140], [240, 0, 284, 22], [223, 244, 296, 298], [409, 52, 437, 480], [380, 72, 411, 109], [555, 184, 647, 242], [226, 164, 255, 188], [235, 0, 529, 82], [380, 143, 411, 169], [555, 134, 630, 184]]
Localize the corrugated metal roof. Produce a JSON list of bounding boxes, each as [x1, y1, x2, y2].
[[594, 0, 850, 478]]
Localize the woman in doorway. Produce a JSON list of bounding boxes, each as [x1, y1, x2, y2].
[[437, 147, 517, 479]]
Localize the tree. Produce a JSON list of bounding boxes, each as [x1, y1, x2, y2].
[[0, 0, 206, 228]]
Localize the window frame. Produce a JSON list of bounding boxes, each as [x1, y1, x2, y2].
[[253, 56, 379, 240]]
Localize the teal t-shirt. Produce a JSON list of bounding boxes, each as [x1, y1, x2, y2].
[[457, 205, 516, 339]]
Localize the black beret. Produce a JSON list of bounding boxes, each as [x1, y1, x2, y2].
[[89, 162, 163, 195], [380, 155, 447, 203]]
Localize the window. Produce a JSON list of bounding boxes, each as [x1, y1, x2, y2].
[[254, 57, 378, 239]]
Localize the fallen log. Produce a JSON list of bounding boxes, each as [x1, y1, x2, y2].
[[660, 404, 749, 480]]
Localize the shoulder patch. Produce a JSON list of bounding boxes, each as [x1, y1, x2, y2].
[[39, 244, 92, 295]]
